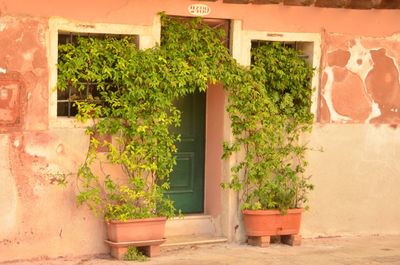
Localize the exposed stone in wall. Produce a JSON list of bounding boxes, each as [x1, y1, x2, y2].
[[320, 34, 400, 124]]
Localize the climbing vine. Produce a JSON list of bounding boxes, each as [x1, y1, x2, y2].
[[57, 13, 314, 220], [222, 43, 314, 212]]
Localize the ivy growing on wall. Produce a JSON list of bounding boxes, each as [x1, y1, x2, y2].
[[57, 14, 314, 220], [223, 43, 314, 211]]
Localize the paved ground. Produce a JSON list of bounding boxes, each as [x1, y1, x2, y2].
[[3, 235, 400, 265]]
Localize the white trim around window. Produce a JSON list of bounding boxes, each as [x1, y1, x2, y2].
[[47, 16, 161, 128]]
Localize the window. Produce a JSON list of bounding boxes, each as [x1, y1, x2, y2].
[[57, 33, 139, 117], [236, 29, 321, 117], [251, 40, 313, 64], [48, 17, 161, 127]]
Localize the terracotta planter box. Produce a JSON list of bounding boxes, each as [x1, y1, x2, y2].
[[242, 209, 303, 236], [106, 217, 167, 242], [105, 217, 167, 259]]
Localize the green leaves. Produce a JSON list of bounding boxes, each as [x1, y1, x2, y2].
[[222, 42, 314, 212], [123, 247, 148, 262], [58, 15, 314, 219], [59, 36, 179, 220]]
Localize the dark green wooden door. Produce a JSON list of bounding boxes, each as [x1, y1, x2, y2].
[[167, 91, 206, 213]]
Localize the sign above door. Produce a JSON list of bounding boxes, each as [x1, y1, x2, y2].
[[188, 4, 211, 16]]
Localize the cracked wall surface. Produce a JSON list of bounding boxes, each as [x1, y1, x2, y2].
[[320, 34, 400, 124]]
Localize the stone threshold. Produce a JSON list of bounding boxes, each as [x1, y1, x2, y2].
[[162, 234, 228, 248]]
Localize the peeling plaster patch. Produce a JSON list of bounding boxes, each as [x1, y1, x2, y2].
[[386, 33, 400, 42], [15, 32, 24, 42], [56, 144, 64, 154], [23, 51, 34, 61], [366, 49, 400, 105], [321, 67, 352, 123], [327, 49, 350, 67], [331, 67, 372, 122], [24, 133, 56, 158], [319, 96, 331, 122], [13, 139, 20, 147], [388, 53, 400, 82], [366, 48, 400, 123], [24, 144, 48, 158], [0, 67, 6, 74], [366, 101, 382, 123], [0, 80, 22, 126], [0, 135, 18, 238], [322, 34, 400, 124], [346, 39, 373, 82], [319, 72, 331, 122]]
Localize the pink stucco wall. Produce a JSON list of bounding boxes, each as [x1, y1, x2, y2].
[[0, 16, 107, 261], [205, 84, 225, 217], [1, 0, 400, 262], [1, 0, 400, 36]]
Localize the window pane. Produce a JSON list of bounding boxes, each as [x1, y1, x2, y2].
[[57, 32, 138, 117]]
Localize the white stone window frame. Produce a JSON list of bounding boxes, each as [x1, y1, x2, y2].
[[231, 21, 322, 118], [47, 17, 161, 128]]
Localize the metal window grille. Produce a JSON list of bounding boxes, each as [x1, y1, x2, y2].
[[57, 33, 139, 117], [251, 40, 311, 63]]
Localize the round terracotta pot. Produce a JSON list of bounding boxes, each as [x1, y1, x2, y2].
[[106, 217, 167, 242], [242, 209, 303, 236]]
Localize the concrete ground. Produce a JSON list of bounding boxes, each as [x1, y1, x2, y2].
[[3, 235, 400, 265]]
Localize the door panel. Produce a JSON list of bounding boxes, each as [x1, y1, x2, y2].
[[167, 91, 206, 213], [170, 153, 194, 191]]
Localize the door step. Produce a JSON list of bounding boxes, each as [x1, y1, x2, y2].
[[164, 215, 227, 249], [162, 234, 228, 248], [165, 215, 216, 237]]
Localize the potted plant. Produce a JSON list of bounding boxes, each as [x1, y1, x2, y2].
[[57, 35, 178, 259], [222, 42, 315, 247]]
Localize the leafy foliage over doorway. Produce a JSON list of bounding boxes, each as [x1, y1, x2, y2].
[[222, 43, 314, 212], [57, 13, 314, 220]]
